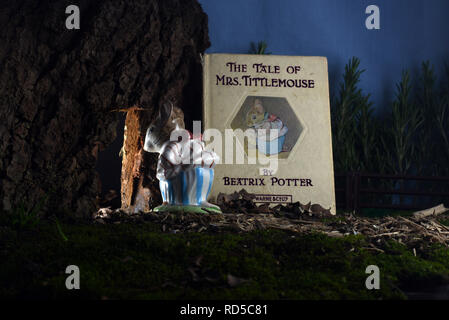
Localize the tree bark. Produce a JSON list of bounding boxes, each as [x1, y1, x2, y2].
[[0, 0, 209, 217], [120, 108, 161, 213]]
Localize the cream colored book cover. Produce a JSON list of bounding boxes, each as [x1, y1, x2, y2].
[[203, 53, 336, 214]]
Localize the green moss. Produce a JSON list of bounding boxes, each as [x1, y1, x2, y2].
[[1, 219, 448, 299], [438, 216, 449, 227], [359, 208, 415, 217]]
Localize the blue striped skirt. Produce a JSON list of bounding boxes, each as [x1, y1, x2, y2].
[[159, 167, 214, 206]]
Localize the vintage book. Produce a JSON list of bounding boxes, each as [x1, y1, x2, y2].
[[202, 53, 336, 214]]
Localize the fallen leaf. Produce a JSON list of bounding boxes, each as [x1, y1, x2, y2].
[[194, 256, 203, 267], [188, 267, 200, 282], [227, 274, 248, 287]]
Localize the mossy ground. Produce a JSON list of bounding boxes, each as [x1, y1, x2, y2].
[[1, 214, 449, 300]]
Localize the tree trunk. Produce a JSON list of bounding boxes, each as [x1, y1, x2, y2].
[[0, 0, 209, 218]]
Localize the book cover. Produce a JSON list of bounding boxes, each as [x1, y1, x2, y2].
[[202, 53, 336, 214]]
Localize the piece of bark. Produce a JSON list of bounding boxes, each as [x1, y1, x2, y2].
[[120, 109, 161, 213], [413, 204, 449, 219]]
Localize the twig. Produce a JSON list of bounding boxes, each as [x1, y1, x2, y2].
[[372, 232, 400, 238], [413, 204, 449, 219]]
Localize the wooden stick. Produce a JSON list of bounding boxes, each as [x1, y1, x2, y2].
[[413, 204, 449, 219], [362, 247, 385, 253], [372, 232, 400, 237]]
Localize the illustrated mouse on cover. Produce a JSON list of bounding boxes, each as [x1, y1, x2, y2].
[[246, 98, 283, 131], [245, 98, 289, 155], [143, 102, 221, 213]]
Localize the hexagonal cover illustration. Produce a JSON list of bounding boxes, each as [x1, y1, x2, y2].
[[230, 96, 303, 159]]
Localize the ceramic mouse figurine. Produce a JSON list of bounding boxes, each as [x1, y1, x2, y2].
[[143, 102, 221, 213]]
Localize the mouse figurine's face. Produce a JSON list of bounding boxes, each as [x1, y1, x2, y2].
[[246, 99, 265, 127], [144, 102, 185, 153], [145, 122, 165, 153]]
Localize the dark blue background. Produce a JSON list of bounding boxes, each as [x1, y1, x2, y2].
[[98, 0, 449, 194], [199, 0, 449, 111]]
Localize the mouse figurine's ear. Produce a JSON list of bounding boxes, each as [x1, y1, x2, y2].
[[158, 101, 173, 125]]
